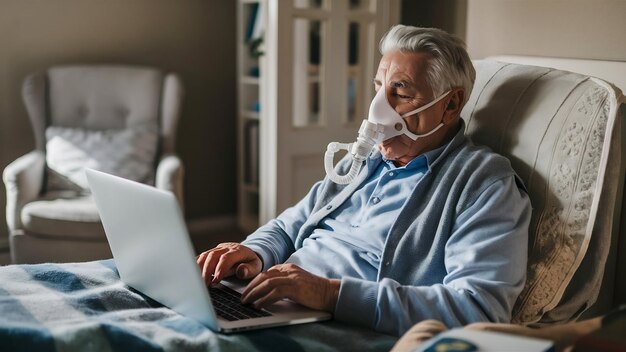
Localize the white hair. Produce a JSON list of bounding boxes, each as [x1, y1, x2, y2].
[[379, 25, 475, 104]]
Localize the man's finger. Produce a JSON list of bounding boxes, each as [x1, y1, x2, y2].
[[241, 275, 291, 304], [201, 254, 217, 285], [245, 263, 292, 289], [242, 270, 274, 297], [235, 262, 259, 280], [196, 251, 208, 265], [202, 248, 228, 284], [213, 250, 249, 283], [250, 288, 286, 309]]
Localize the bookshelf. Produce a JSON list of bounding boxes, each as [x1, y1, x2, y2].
[[237, 0, 263, 233], [236, 0, 400, 234]]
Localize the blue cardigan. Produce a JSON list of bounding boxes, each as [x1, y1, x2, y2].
[[243, 124, 531, 336]]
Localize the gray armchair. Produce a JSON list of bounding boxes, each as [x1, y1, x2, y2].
[[3, 65, 184, 264]]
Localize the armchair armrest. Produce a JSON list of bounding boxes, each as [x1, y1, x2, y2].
[[155, 154, 184, 214], [2, 151, 45, 231]]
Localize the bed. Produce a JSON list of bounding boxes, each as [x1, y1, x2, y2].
[[1, 55, 625, 351]]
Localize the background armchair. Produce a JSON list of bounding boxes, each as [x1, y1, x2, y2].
[[3, 65, 184, 264]]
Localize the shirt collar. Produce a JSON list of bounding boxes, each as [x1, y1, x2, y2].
[[382, 153, 427, 171]]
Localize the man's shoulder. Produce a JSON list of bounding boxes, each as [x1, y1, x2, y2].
[[439, 137, 521, 192], [449, 137, 514, 172], [440, 139, 525, 210]]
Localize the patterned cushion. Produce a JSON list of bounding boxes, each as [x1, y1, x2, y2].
[[45, 124, 158, 191], [462, 60, 624, 325]]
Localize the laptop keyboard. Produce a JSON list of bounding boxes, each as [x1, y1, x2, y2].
[[209, 285, 272, 321]]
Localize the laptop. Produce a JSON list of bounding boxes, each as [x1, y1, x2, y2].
[[85, 168, 331, 333]]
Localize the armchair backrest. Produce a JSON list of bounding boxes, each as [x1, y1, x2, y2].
[[22, 65, 183, 156], [21, 65, 183, 190], [461, 60, 626, 326]]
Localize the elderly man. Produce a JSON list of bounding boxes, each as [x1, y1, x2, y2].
[[197, 25, 531, 336]]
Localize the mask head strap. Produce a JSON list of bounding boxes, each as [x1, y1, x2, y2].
[[400, 90, 452, 118]]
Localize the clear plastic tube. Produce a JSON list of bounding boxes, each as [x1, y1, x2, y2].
[[324, 121, 383, 184]]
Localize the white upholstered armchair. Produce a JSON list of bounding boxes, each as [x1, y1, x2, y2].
[[461, 59, 626, 325], [3, 65, 185, 264]]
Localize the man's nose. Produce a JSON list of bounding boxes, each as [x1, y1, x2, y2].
[[384, 86, 397, 109]]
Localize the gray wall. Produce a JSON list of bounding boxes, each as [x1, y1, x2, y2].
[[0, 1, 237, 244], [401, 0, 626, 62], [466, 0, 626, 61], [401, 0, 467, 40]]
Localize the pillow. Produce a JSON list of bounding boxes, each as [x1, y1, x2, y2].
[[45, 125, 158, 192]]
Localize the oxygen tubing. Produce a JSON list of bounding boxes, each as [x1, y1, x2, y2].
[[324, 142, 363, 185], [324, 120, 382, 184]]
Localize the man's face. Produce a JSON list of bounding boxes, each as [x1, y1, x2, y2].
[[374, 50, 456, 164]]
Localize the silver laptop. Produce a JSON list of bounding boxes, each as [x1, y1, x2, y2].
[[85, 168, 331, 333]]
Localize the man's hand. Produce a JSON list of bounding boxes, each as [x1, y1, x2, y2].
[[241, 263, 340, 312], [196, 242, 263, 285]]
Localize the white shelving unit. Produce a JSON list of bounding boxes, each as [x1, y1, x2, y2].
[[237, 0, 264, 233], [237, 0, 399, 234]]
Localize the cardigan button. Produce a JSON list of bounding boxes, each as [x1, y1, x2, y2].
[[326, 205, 332, 210]]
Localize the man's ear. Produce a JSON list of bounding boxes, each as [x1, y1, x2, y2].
[[443, 88, 465, 124]]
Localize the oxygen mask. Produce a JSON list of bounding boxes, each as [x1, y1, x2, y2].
[[324, 80, 450, 184]]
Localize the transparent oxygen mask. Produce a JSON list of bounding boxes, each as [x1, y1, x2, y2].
[[324, 81, 450, 184]]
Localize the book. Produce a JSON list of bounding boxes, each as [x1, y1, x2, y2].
[[245, 3, 263, 42], [245, 3, 258, 41], [418, 328, 554, 352]]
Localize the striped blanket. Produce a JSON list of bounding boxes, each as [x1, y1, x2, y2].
[[0, 260, 396, 352]]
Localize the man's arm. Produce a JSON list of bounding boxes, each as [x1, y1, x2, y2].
[[241, 179, 325, 271], [197, 179, 325, 283], [334, 176, 532, 336]]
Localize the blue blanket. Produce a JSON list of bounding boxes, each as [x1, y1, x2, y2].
[[0, 260, 397, 352]]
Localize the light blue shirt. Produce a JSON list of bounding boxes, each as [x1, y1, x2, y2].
[[286, 149, 440, 281]]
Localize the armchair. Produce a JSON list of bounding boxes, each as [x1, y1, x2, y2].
[[3, 65, 185, 264], [460, 59, 626, 326]]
